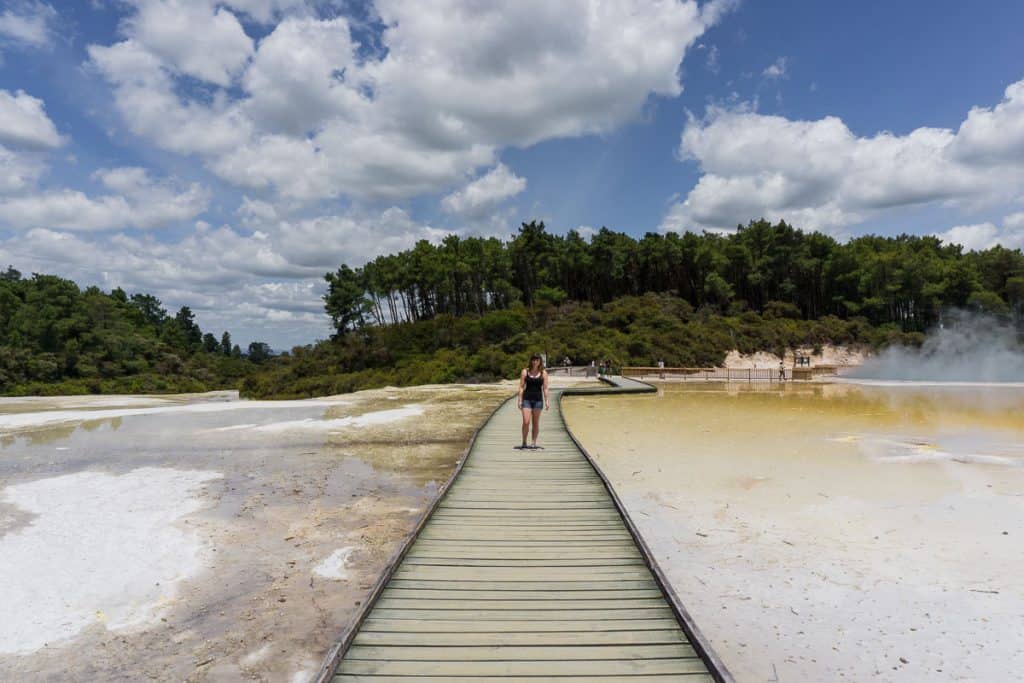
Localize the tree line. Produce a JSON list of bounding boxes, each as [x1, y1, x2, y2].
[[325, 220, 1024, 334], [0, 267, 265, 395]]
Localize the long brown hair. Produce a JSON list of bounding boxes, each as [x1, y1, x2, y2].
[[527, 353, 544, 374]]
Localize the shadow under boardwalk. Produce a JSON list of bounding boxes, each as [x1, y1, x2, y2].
[[325, 377, 731, 682]]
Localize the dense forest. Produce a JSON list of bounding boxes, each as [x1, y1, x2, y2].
[[243, 220, 1024, 398], [324, 220, 1023, 333], [0, 267, 264, 395]]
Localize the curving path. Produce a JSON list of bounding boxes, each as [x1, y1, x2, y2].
[[319, 377, 731, 682]]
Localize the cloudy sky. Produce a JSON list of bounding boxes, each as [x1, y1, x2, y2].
[[1, 0, 1022, 348]]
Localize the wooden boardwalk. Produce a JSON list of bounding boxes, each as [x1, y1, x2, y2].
[[321, 377, 731, 682]]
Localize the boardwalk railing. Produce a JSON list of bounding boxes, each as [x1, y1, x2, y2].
[[622, 366, 792, 382], [316, 376, 733, 682], [622, 366, 845, 381]]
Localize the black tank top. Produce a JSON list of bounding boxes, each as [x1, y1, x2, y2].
[[523, 371, 543, 400]]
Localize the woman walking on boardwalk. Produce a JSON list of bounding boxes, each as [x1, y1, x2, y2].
[[517, 353, 549, 449]]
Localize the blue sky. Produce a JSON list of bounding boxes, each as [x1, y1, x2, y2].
[[1, 0, 1022, 347]]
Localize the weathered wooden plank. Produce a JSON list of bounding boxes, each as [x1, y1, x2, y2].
[[420, 524, 629, 532], [368, 608, 674, 621], [448, 489, 608, 495], [385, 579, 659, 591], [427, 520, 623, 526], [404, 552, 643, 562], [464, 467, 592, 472], [416, 535, 634, 543], [359, 617, 683, 633], [438, 502, 616, 510], [447, 484, 608, 491], [336, 658, 710, 675], [335, 675, 717, 683], [374, 597, 672, 611], [344, 643, 697, 661], [400, 557, 645, 567], [419, 529, 631, 537], [440, 501, 617, 507], [352, 629, 688, 647], [380, 588, 664, 600], [431, 510, 622, 518], [411, 538, 637, 547], [424, 526, 627, 532], [407, 543, 640, 556], [392, 565, 655, 581]]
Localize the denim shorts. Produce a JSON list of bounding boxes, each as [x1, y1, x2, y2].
[[521, 398, 544, 410]]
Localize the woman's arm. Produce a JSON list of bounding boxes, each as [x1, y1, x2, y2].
[[542, 369, 550, 411], [517, 369, 525, 408]]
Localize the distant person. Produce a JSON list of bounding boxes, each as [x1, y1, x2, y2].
[[517, 353, 549, 449], [778, 360, 785, 382], [658, 359, 665, 379]]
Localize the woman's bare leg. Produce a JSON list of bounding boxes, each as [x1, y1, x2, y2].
[[520, 407, 532, 445], [531, 408, 542, 445]]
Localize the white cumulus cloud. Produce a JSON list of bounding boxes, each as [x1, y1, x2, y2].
[[661, 78, 1024, 233], [0, 0, 55, 49], [222, 0, 312, 24], [441, 164, 526, 218], [88, 39, 253, 155], [933, 213, 1024, 251], [762, 56, 788, 80], [0, 167, 209, 231], [89, 0, 731, 202], [242, 16, 364, 135], [123, 0, 254, 87], [0, 89, 63, 148], [950, 80, 1024, 165], [1004, 211, 1024, 231], [0, 144, 45, 194]]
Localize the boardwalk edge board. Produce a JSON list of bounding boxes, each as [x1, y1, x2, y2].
[[315, 377, 734, 682], [560, 377, 735, 683], [313, 394, 516, 683]]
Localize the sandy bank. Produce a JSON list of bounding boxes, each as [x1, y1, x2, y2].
[[724, 343, 865, 369]]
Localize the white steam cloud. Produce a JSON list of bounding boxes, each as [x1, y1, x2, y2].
[[849, 312, 1024, 382]]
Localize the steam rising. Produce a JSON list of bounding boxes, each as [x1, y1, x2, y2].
[[849, 312, 1024, 382]]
